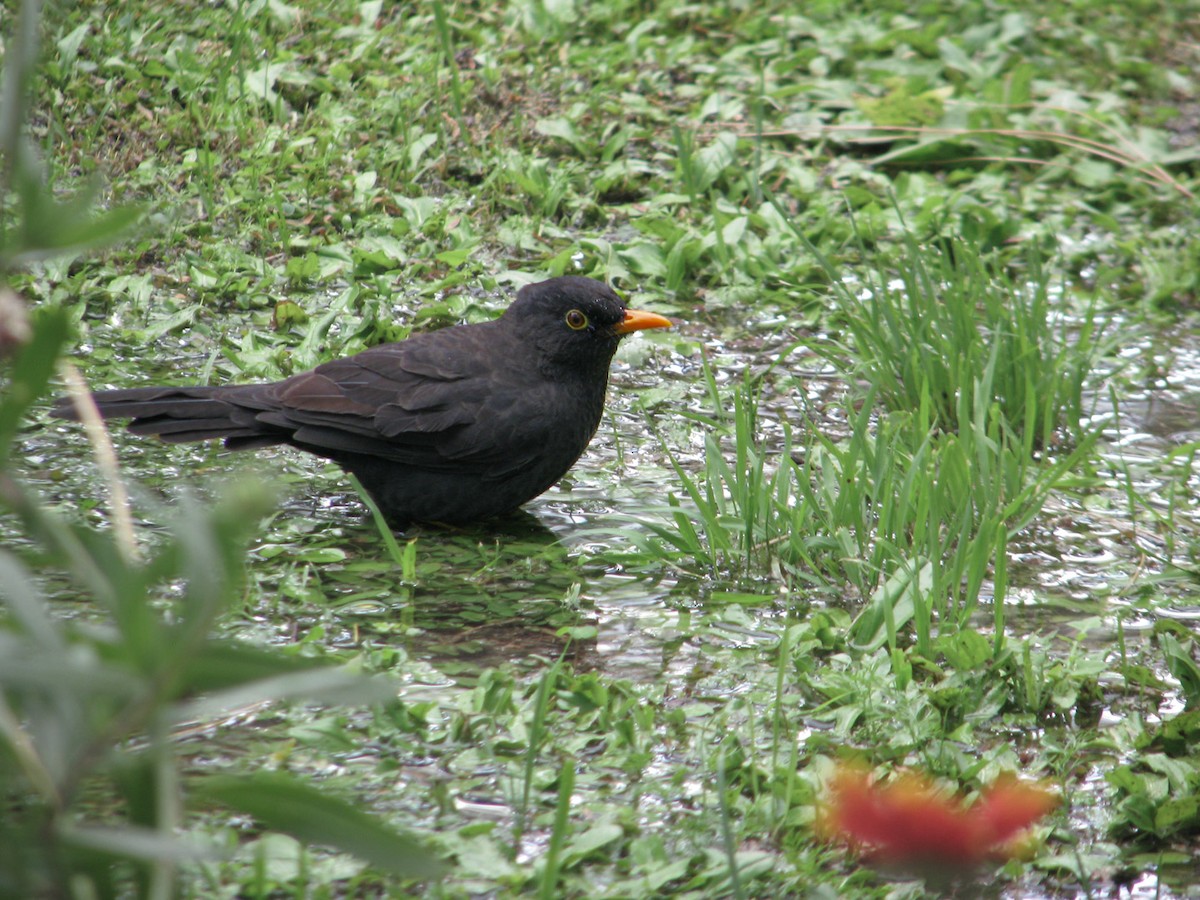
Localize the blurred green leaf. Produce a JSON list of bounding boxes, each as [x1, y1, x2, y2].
[[60, 824, 216, 863], [0, 304, 69, 463], [4, 158, 145, 265], [174, 665, 397, 723], [199, 772, 448, 879], [0, 552, 64, 650]]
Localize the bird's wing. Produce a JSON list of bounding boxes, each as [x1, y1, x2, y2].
[[237, 331, 549, 477]]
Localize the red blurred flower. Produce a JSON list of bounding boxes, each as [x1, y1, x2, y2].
[[820, 763, 1057, 869]]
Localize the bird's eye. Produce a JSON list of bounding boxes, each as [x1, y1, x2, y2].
[[565, 309, 589, 331]]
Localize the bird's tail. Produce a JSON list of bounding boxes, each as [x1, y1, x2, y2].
[[50, 385, 281, 449]]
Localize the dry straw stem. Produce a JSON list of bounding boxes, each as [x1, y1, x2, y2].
[[58, 362, 140, 563], [713, 102, 1193, 199]]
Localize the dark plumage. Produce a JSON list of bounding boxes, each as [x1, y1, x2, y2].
[[51, 276, 672, 526]]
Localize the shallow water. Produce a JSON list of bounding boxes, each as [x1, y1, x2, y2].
[[22, 311, 1198, 685]]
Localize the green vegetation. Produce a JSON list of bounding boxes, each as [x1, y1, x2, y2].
[[5, 0, 1200, 896]]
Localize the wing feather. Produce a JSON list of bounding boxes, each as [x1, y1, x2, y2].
[[235, 323, 548, 475]]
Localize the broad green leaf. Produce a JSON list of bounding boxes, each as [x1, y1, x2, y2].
[[692, 132, 737, 192], [535, 117, 584, 152], [563, 822, 623, 866]]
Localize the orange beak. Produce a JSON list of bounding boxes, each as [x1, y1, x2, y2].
[[613, 308, 673, 335]]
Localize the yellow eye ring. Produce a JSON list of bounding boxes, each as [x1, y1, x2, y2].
[[565, 309, 589, 330]]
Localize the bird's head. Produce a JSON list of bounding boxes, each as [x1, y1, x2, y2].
[[508, 276, 672, 377]]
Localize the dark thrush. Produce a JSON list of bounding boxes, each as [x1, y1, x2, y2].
[[51, 276, 672, 526]]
